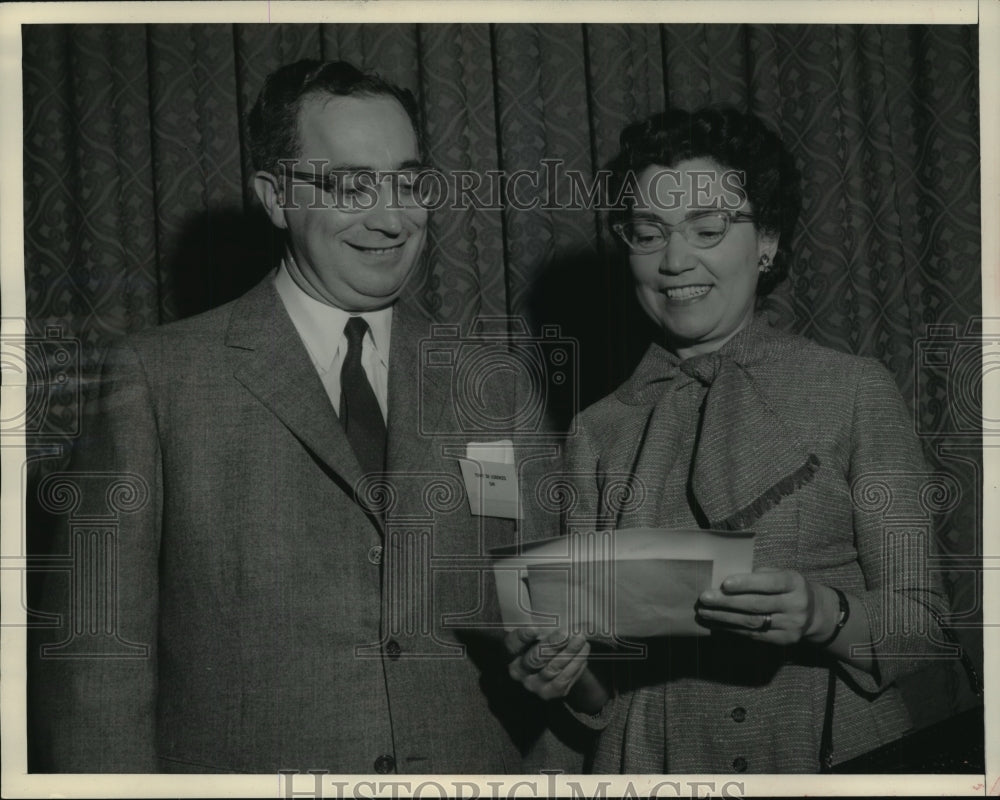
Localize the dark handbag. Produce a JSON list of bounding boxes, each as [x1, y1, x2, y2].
[[830, 706, 983, 773], [819, 617, 983, 773]]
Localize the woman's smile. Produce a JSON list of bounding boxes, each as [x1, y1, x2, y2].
[[661, 284, 712, 303]]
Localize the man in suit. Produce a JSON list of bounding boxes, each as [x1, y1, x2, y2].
[[31, 59, 562, 774]]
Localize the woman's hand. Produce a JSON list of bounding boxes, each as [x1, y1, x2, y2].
[[695, 568, 840, 646]]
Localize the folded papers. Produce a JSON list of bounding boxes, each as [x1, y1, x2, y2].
[[491, 527, 755, 638]]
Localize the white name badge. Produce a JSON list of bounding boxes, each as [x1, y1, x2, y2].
[[459, 440, 521, 519]]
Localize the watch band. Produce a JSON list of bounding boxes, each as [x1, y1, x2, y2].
[[817, 587, 850, 648]]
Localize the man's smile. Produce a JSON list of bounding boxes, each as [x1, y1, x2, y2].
[[346, 241, 407, 254]]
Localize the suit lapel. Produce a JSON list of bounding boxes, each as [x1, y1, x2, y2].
[[226, 278, 364, 493], [386, 305, 452, 476]]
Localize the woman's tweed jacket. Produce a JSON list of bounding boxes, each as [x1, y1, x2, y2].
[[562, 317, 949, 773]]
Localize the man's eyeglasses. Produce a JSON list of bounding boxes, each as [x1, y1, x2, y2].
[[286, 168, 435, 212], [612, 210, 755, 254]]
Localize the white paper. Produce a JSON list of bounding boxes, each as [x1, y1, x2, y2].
[[491, 527, 756, 638], [459, 439, 521, 519]]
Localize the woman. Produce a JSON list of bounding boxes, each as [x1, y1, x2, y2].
[[507, 107, 950, 773]]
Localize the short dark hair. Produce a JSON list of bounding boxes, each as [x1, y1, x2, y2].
[[247, 59, 423, 178], [607, 107, 801, 296]]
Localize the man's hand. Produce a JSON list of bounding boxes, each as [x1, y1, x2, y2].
[[505, 628, 591, 701]]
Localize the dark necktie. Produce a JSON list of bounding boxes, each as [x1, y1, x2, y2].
[[340, 316, 387, 475]]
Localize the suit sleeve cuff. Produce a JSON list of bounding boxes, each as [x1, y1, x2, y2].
[[561, 692, 617, 731]]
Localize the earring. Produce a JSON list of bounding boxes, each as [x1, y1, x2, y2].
[[758, 254, 771, 273]]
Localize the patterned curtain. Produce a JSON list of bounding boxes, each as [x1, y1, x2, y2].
[[22, 23, 981, 730]]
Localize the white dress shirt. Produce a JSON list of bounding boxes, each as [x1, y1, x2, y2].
[[274, 262, 391, 420]]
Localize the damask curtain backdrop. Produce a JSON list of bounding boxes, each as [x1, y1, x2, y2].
[[22, 23, 981, 730]]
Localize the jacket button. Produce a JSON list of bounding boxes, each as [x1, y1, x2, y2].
[[374, 754, 395, 773], [732, 756, 747, 772], [367, 545, 383, 565], [385, 640, 402, 659], [730, 706, 747, 723]]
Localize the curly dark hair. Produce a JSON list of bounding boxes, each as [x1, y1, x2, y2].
[[607, 106, 801, 296], [247, 59, 424, 179]]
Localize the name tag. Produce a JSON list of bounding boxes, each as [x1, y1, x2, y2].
[[459, 440, 521, 519]]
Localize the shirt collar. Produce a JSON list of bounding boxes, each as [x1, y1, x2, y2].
[[274, 259, 392, 373]]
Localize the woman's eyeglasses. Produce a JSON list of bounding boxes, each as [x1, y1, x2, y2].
[[613, 210, 755, 254]]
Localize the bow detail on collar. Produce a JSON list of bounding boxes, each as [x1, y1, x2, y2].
[[616, 316, 821, 530]]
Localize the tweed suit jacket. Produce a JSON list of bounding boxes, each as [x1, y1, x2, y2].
[[32, 276, 545, 774], [561, 321, 951, 773]]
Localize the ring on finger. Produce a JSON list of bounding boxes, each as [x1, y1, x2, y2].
[[756, 612, 772, 633]]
